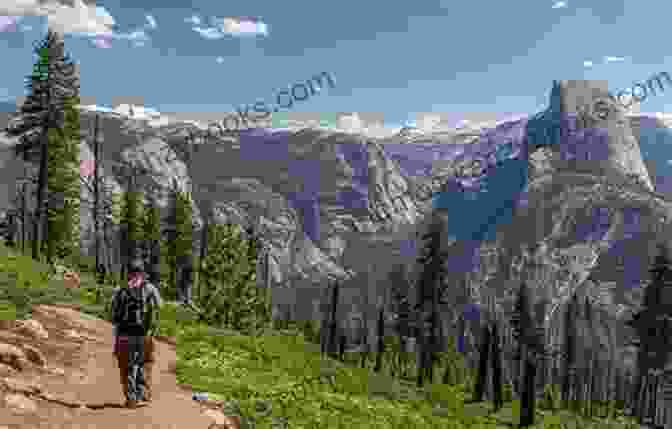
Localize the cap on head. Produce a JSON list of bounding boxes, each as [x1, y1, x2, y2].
[[128, 257, 145, 273]]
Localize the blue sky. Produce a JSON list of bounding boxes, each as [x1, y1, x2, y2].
[[2, 0, 672, 130]]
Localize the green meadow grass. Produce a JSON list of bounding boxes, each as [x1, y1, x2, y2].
[[0, 241, 643, 429]]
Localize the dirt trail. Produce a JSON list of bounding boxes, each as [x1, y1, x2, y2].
[[0, 304, 222, 429]]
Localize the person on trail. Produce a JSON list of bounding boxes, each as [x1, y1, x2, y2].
[[110, 257, 162, 408]]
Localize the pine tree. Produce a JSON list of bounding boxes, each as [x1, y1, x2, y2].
[[491, 320, 504, 411], [510, 281, 539, 427], [163, 179, 193, 300], [561, 293, 578, 407], [374, 306, 385, 372], [5, 30, 79, 261], [627, 242, 672, 423], [390, 264, 412, 378], [120, 181, 144, 271], [474, 321, 492, 402], [195, 223, 267, 331], [415, 214, 448, 387], [43, 94, 80, 263], [142, 197, 161, 285], [328, 281, 341, 358]]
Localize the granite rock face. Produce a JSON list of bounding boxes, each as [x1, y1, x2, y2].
[[0, 81, 671, 373]]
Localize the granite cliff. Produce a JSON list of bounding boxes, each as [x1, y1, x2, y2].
[[1, 81, 672, 372]]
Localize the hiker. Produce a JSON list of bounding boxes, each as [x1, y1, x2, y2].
[[111, 257, 162, 408]]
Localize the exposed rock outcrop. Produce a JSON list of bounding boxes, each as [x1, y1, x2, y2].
[[1, 80, 671, 376]]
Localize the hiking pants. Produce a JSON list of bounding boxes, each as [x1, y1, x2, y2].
[[115, 336, 157, 401]]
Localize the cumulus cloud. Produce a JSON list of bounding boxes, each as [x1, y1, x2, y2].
[[191, 15, 268, 39], [0, 1, 153, 49], [551, 1, 567, 8], [145, 14, 157, 29], [604, 56, 625, 63], [0, 0, 115, 35]]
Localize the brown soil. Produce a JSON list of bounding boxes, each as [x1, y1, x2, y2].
[[0, 304, 220, 428]]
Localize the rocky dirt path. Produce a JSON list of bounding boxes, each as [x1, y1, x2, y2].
[[0, 304, 231, 429]]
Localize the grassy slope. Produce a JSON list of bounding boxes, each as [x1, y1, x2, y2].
[[0, 241, 642, 428]]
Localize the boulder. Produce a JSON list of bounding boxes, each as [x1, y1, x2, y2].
[[203, 408, 241, 429], [14, 319, 48, 340], [3, 393, 37, 414], [0, 343, 27, 371]]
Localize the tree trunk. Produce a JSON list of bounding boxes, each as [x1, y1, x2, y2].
[[33, 107, 51, 261], [328, 281, 339, 358], [374, 307, 384, 372], [474, 322, 491, 402], [519, 346, 536, 427], [491, 321, 504, 410]]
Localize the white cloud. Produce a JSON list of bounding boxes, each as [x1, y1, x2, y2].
[[184, 14, 201, 25], [215, 17, 268, 36], [0, 15, 20, 32], [583, 60, 593, 68], [0, 1, 157, 49], [91, 35, 112, 48], [145, 14, 157, 29], [114, 29, 149, 41], [216, 56, 224, 63], [46, 1, 116, 36], [192, 26, 223, 39], [604, 56, 625, 63], [191, 16, 268, 39], [551, 1, 567, 8]]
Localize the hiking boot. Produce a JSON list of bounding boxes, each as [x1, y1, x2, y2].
[[125, 399, 148, 408]]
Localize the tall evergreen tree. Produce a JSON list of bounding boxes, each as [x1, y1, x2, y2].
[[195, 223, 267, 330], [491, 320, 504, 411], [627, 242, 672, 423], [390, 264, 412, 377], [120, 183, 144, 271], [415, 214, 449, 387], [561, 293, 578, 407], [374, 306, 385, 372], [163, 179, 193, 300], [474, 321, 492, 402], [142, 196, 162, 285], [5, 30, 80, 261], [510, 281, 540, 427], [43, 94, 80, 263]]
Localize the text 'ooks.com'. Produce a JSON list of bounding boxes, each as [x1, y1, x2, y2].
[[205, 72, 336, 137]]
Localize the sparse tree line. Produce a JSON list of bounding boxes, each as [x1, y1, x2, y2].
[[299, 213, 672, 428]]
